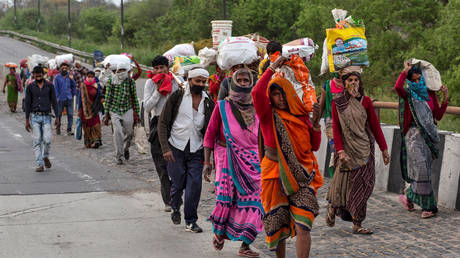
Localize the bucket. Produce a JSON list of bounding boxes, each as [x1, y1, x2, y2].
[[211, 20, 233, 49]]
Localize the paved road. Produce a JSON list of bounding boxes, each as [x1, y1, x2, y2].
[[1, 36, 459, 258]]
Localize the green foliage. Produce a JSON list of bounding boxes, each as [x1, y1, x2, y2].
[[79, 7, 116, 43]]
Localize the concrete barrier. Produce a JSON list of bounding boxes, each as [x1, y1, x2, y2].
[[314, 123, 460, 210]]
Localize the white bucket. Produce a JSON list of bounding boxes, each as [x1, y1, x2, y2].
[[211, 20, 233, 49]]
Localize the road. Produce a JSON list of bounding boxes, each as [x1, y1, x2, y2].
[[1, 36, 459, 258]]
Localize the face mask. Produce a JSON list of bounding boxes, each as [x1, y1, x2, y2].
[[36, 78, 44, 83], [116, 71, 129, 81], [95, 72, 101, 77], [190, 85, 204, 94], [60, 70, 68, 76]]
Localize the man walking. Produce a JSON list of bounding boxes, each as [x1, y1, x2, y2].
[[54, 63, 77, 135], [24, 66, 59, 172], [158, 68, 214, 233], [103, 62, 140, 165], [143, 56, 180, 212]]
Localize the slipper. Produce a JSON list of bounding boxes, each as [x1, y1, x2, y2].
[[353, 227, 373, 235], [399, 195, 415, 211], [421, 211, 436, 219], [212, 235, 224, 251], [238, 248, 260, 257]]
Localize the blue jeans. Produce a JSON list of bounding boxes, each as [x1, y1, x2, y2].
[[31, 114, 52, 167], [168, 143, 203, 224], [57, 98, 73, 132]]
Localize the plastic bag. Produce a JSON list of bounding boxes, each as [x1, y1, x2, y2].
[[172, 56, 201, 76], [407, 58, 442, 91], [320, 39, 329, 75], [47, 59, 57, 70], [102, 55, 131, 70], [28, 54, 49, 70], [55, 54, 73, 67], [326, 27, 369, 72], [217, 37, 259, 70], [163, 43, 196, 64], [134, 124, 148, 154], [198, 47, 218, 67], [282, 45, 317, 63]]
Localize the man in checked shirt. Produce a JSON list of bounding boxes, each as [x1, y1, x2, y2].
[[103, 62, 140, 165]]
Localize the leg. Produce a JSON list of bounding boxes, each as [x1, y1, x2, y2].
[[31, 115, 44, 167], [183, 148, 203, 225], [56, 101, 65, 133], [121, 109, 134, 155], [296, 227, 311, 258], [110, 112, 124, 160], [66, 99, 74, 133], [168, 146, 187, 212], [275, 240, 286, 258], [152, 150, 171, 206], [42, 116, 53, 159]]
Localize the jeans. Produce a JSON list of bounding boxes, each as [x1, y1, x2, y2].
[[168, 143, 203, 224], [31, 114, 52, 167], [110, 109, 134, 160], [57, 98, 74, 132]]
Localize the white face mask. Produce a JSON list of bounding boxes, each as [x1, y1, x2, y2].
[[95, 72, 101, 78], [117, 71, 129, 81]]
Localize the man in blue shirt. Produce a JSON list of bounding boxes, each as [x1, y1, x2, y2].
[[54, 63, 77, 135]]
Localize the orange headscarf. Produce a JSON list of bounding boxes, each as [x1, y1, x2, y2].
[[267, 77, 322, 195]]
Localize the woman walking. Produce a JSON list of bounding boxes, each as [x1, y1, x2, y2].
[[2, 65, 22, 112], [78, 71, 103, 148], [326, 71, 390, 234], [203, 69, 263, 257], [396, 62, 449, 219]]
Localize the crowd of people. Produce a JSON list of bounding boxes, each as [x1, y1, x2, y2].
[[2, 39, 450, 257]]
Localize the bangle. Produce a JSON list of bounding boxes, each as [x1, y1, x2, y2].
[[312, 125, 321, 131], [203, 162, 211, 166], [268, 66, 275, 72]]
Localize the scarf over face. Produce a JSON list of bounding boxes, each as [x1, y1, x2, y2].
[[152, 72, 173, 96], [225, 69, 256, 130], [406, 75, 429, 101], [267, 77, 320, 196]]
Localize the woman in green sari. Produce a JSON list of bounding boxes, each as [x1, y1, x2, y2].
[[395, 62, 449, 219], [2, 66, 22, 112]]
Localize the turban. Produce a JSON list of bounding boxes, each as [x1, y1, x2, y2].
[[188, 68, 209, 79]]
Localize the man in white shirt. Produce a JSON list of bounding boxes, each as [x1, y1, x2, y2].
[[158, 68, 215, 233], [143, 55, 180, 212]]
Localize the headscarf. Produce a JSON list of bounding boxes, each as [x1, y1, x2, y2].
[[334, 71, 364, 112], [188, 68, 209, 79], [225, 69, 256, 129], [406, 75, 429, 101]]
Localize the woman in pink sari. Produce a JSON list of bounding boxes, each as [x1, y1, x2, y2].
[[203, 69, 263, 258]]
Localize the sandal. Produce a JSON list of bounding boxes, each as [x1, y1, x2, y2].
[[238, 247, 259, 257], [353, 226, 373, 235], [421, 211, 436, 219], [399, 195, 415, 211], [326, 206, 336, 227], [212, 235, 224, 251]]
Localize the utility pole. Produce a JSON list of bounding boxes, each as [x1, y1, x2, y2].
[[14, 0, 17, 26], [222, 0, 226, 19], [120, 0, 124, 49], [37, 0, 40, 32], [68, 0, 71, 47]]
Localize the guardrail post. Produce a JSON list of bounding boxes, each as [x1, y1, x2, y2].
[[37, 0, 40, 32]]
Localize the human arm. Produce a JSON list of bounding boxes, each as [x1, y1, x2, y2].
[[54, 77, 61, 99], [130, 79, 141, 121], [395, 62, 411, 99], [143, 80, 161, 113], [331, 101, 344, 152], [158, 90, 180, 156], [131, 59, 142, 81], [103, 80, 113, 125], [363, 97, 388, 151], [252, 68, 274, 123], [50, 83, 60, 127], [309, 102, 322, 151], [319, 84, 326, 118], [431, 86, 449, 121], [203, 104, 222, 150]]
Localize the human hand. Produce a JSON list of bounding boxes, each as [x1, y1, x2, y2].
[[440, 85, 448, 98], [312, 102, 321, 126], [2, 88, 5, 94], [133, 113, 141, 125], [25, 119, 31, 132], [382, 149, 390, 165], [103, 114, 110, 126], [203, 164, 212, 182], [338, 150, 350, 164], [404, 61, 412, 73], [270, 56, 288, 70], [163, 151, 175, 162]]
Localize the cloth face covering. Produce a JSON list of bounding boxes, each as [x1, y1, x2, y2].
[[406, 75, 429, 101]]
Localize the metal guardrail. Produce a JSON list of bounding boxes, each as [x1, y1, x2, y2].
[[1, 30, 458, 115], [0, 29, 154, 71]]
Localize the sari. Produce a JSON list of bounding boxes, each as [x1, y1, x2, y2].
[[208, 100, 264, 244], [5, 73, 21, 112], [327, 93, 375, 223], [399, 87, 440, 212], [261, 77, 322, 251], [79, 80, 103, 148]]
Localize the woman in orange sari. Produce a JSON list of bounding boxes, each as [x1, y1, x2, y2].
[[252, 56, 323, 258]]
